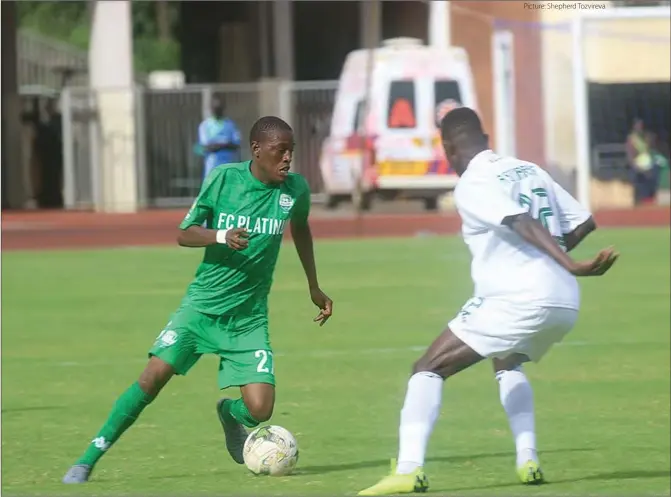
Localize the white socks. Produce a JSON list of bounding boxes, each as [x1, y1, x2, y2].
[[495, 367, 538, 467], [396, 372, 443, 474], [395, 368, 537, 476]]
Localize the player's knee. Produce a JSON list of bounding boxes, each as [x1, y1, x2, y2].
[[138, 358, 174, 397], [492, 354, 528, 376], [245, 397, 274, 422], [411, 358, 446, 379]]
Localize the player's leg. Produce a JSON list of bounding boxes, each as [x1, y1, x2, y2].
[[216, 352, 276, 464], [358, 327, 483, 496], [63, 310, 202, 484], [397, 327, 483, 472], [62, 357, 175, 484], [214, 314, 276, 464], [218, 382, 275, 436], [492, 307, 577, 485], [492, 354, 544, 484]]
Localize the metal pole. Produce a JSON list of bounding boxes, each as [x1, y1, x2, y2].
[[134, 85, 148, 208], [571, 15, 591, 210], [258, 1, 271, 78], [272, 0, 295, 81], [492, 29, 516, 157], [89, 89, 102, 211], [355, 0, 380, 233], [61, 87, 76, 209], [428, 0, 450, 48]]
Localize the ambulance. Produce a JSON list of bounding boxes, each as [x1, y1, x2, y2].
[[319, 37, 477, 210]]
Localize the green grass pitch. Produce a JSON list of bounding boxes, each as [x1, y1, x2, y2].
[[2, 228, 670, 496]]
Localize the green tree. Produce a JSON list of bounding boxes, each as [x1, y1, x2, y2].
[[17, 1, 181, 74]]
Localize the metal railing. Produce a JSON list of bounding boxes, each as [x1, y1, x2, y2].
[[60, 81, 340, 210]]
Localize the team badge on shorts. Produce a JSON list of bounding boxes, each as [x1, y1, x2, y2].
[[279, 194, 295, 213], [155, 329, 178, 348]]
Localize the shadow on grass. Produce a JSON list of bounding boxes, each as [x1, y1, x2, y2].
[[145, 447, 596, 482], [441, 469, 671, 493], [296, 447, 596, 475]]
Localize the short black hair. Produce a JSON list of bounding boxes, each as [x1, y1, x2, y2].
[[249, 116, 293, 145], [440, 107, 484, 141]]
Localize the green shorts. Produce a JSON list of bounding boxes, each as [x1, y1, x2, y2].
[[148, 305, 275, 390]]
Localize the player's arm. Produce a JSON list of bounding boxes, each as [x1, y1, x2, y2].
[[551, 180, 596, 252], [220, 121, 242, 151], [502, 214, 582, 270], [203, 122, 241, 153], [198, 121, 231, 153], [459, 180, 568, 266], [176, 171, 248, 249], [290, 193, 320, 290], [502, 214, 616, 277], [290, 181, 333, 325], [459, 177, 616, 277], [563, 217, 596, 252]]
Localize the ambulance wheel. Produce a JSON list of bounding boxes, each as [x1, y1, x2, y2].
[[359, 192, 373, 211], [424, 197, 439, 211], [325, 195, 340, 210]]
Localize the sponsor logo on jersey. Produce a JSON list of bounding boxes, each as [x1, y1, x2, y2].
[[216, 213, 288, 236], [279, 194, 295, 213]]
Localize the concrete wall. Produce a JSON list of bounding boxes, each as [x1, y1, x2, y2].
[[450, 1, 545, 166], [586, 18, 670, 83]]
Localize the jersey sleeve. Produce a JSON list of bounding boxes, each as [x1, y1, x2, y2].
[[552, 180, 592, 233], [179, 169, 223, 229], [291, 176, 311, 226], [456, 175, 528, 230]]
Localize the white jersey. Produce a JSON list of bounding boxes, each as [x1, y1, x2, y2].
[[454, 150, 592, 310]]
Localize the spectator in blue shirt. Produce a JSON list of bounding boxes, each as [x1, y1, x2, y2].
[[197, 98, 241, 179]]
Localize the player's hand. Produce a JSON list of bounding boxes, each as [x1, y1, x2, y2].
[[225, 228, 249, 250], [568, 247, 619, 277], [310, 287, 333, 326]]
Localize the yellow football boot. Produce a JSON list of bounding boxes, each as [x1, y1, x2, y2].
[[358, 459, 429, 496], [517, 460, 545, 485]]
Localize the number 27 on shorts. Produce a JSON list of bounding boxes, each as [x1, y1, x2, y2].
[[255, 350, 275, 374]]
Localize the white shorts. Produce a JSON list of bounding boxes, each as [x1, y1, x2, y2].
[[448, 297, 578, 363]]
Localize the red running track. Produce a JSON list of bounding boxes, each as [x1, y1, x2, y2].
[[1, 207, 669, 251]]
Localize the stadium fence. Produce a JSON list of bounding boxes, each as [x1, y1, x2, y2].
[[60, 81, 338, 210]]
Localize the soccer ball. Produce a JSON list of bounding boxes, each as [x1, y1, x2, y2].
[[243, 425, 299, 476]]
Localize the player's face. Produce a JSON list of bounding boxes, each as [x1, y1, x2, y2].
[[253, 130, 295, 183]]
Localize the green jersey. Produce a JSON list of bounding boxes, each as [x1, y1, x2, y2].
[[178, 161, 310, 316]]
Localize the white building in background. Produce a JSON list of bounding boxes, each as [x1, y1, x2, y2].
[[541, 2, 671, 174]]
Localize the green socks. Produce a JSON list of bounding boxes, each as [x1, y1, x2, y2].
[[77, 382, 154, 467], [220, 398, 260, 428]]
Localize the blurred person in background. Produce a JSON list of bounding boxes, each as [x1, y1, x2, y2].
[[626, 118, 659, 206], [35, 98, 64, 208], [648, 132, 670, 193], [195, 97, 241, 181]]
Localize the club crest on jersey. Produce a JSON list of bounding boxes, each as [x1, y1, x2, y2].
[[279, 194, 294, 213]]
